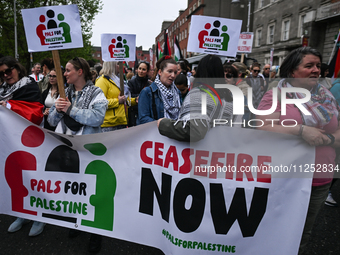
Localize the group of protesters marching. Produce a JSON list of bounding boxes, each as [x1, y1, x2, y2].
[[1, 46, 340, 254]]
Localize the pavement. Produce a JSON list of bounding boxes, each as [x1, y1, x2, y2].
[[0, 180, 339, 255]]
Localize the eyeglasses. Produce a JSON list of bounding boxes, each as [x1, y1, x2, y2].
[[0, 67, 14, 78], [226, 73, 234, 79], [49, 75, 57, 78], [73, 57, 83, 70], [264, 68, 270, 70], [253, 70, 260, 73]]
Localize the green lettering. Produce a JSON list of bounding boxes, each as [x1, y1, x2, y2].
[[188, 241, 193, 249], [49, 200, 55, 211], [73, 202, 82, 214], [43, 199, 49, 210], [212, 244, 216, 251], [198, 242, 203, 249], [62, 201, 69, 212], [208, 243, 212, 251], [82, 203, 87, 216], [217, 244, 222, 251], [193, 241, 198, 249], [231, 246, 236, 253], [30, 196, 36, 207], [36, 197, 43, 208], [56, 201, 62, 211], [203, 242, 207, 250], [183, 241, 187, 248]]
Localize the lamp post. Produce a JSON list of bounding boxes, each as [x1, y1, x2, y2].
[[14, 0, 19, 60], [247, 0, 251, 32]]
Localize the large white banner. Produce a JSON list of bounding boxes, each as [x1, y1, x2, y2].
[[22, 5, 83, 52], [101, 34, 136, 62], [187, 15, 242, 57], [0, 107, 314, 255]]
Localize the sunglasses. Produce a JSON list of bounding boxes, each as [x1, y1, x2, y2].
[[253, 70, 260, 73], [49, 75, 57, 78], [0, 67, 14, 78], [226, 73, 234, 79], [73, 57, 83, 70]]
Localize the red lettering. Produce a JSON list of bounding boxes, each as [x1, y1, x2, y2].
[[164, 146, 179, 171], [37, 179, 45, 192], [179, 148, 194, 174], [54, 181, 61, 194], [194, 150, 209, 177], [154, 142, 164, 167], [209, 152, 225, 179], [31, 179, 38, 191], [257, 156, 272, 183], [140, 141, 153, 164], [236, 154, 254, 182], [225, 153, 235, 180], [47, 180, 53, 193]]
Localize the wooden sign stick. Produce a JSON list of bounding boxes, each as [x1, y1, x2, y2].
[[52, 50, 66, 98], [119, 62, 124, 96]]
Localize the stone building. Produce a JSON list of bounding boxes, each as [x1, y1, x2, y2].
[[249, 0, 340, 67]]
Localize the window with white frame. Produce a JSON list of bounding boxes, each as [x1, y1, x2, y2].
[[189, 7, 192, 14], [180, 20, 182, 26], [185, 29, 187, 39], [182, 31, 184, 40], [256, 28, 262, 47], [298, 14, 306, 37], [282, 19, 290, 41], [179, 33, 182, 41], [198, 0, 201, 6], [193, 3, 197, 11], [267, 24, 275, 44], [259, 0, 264, 9]]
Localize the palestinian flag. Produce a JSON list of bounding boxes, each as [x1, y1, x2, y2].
[[163, 30, 171, 56], [174, 35, 183, 61], [329, 31, 340, 78], [157, 41, 163, 60]]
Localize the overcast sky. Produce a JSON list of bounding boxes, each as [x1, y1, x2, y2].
[[90, 0, 188, 50]]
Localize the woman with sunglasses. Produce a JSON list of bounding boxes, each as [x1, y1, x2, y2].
[[0, 56, 45, 237], [247, 62, 265, 110], [138, 56, 181, 125], [127, 61, 151, 126], [41, 68, 59, 131], [48, 57, 108, 135]]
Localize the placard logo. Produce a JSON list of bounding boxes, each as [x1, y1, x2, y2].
[[198, 20, 230, 51], [108, 36, 130, 58]]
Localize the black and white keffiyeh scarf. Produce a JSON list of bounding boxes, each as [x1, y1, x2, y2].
[[0, 77, 31, 101], [154, 75, 181, 119]]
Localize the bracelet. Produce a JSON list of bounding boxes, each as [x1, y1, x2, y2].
[[298, 124, 304, 136], [326, 133, 335, 145]]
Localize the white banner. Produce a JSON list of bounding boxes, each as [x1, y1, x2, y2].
[[187, 15, 242, 57], [22, 5, 83, 52], [237, 32, 254, 53], [0, 107, 314, 255], [101, 34, 136, 62]]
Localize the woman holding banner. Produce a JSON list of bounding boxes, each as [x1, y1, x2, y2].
[[0, 56, 45, 237], [138, 56, 181, 125], [47, 57, 107, 252], [157, 54, 235, 142], [47, 57, 108, 135], [256, 47, 340, 255]]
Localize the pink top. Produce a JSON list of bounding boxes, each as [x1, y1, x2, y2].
[[258, 90, 337, 186]]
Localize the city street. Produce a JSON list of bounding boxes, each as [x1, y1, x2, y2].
[[0, 180, 339, 255]]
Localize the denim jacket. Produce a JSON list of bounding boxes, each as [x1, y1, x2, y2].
[[47, 81, 108, 135]]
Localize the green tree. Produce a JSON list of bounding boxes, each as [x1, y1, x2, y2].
[[0, 0, 103, 71]]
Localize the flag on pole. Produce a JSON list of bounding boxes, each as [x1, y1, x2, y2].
[[329, 31, 340, 78], [163, 30, 171, 56], [174, 35, 183, 61], [157, 41, 163, 61]]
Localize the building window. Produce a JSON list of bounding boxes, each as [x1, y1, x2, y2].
[[185, 29, 187, 39], [92, 53, 94, 57], [256, 28, 262, 47], [179, 33, 182, 41], [299, 14, 306, 37], [189, 7, 192, 14], [198, 0, 201, 6], [259, 0, 264, 9], [267, 24, 275, 44], [182, 31, 184, 40], [180, 20, 182, 26], [138, 53, 141, 56], [193, 3, 197, 11], [282, 19, 290, 41], [182, 18, 184, 24], [97, 53, 100, 57]]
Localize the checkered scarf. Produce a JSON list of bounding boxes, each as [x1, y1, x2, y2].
[[154, 75, 181, 119]]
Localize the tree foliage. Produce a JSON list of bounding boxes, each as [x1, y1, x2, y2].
[[0, 0, 103, 71]]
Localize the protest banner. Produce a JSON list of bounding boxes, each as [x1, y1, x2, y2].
[[22, 4, 83, 52], [237, 32, 253, 53], [22, 4, 84, 98], [187, 15, 242, 57], [0, 107, 315, 255], [101, 34, 136, 62]]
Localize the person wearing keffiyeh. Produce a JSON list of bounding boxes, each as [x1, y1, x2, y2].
[[256, 47, 340, 255], [137, 56, 181, 125]]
